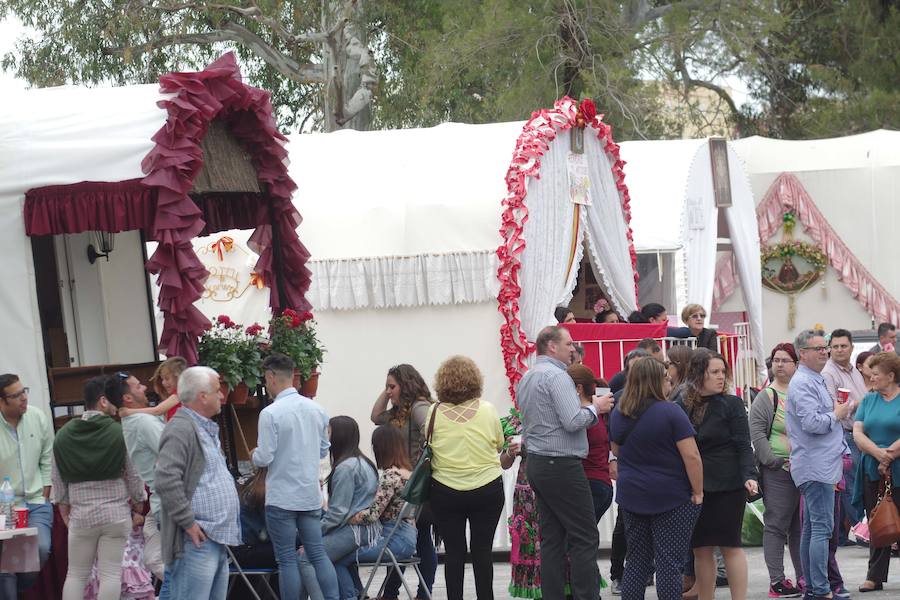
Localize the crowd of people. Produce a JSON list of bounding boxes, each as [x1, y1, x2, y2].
[[2, 314, 900, 600]]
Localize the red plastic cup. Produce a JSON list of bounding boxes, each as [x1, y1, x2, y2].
[[837, 388, 850, 404], [14, 507, 28, 529]]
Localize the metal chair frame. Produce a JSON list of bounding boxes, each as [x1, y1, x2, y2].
[[357, 501, 432, 600], [225, 544, 279, 600]]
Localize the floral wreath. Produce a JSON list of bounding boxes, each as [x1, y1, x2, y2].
[[760, 240, 827, 274], [496, 97, 637, 404]]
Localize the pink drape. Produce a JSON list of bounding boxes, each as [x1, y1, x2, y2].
[[713, 173, 900, 326]]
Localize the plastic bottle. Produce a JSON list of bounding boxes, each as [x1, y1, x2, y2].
[[0, 476, 14, 529]]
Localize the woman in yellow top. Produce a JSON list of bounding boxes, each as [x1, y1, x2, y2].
[[427, 355, 517, 600]]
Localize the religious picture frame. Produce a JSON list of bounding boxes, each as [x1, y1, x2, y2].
[[708, 137, 732, 208]]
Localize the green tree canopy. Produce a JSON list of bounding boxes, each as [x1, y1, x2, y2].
[[2, 0, 896, 138]]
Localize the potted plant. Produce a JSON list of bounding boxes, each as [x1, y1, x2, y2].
[[198, 315, 264, 404], [268, 308, 325, 397], [234, 322, 265, 404]]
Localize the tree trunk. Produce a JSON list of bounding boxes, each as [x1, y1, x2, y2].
[[322, 0, 373, 132]]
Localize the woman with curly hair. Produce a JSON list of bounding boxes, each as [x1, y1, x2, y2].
[[428, 356, 517, 600], [369, 364, 435, 599], [676, 349, 757, 600]]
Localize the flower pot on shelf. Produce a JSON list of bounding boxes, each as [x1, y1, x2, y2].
[[229, 382, 250, 405], [294, 370, 320, 398]]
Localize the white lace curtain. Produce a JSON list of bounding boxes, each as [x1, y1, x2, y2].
[[518, 128, 638, 341]]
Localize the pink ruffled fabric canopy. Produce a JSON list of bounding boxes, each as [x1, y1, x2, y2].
[[23, 52, 312, 364]]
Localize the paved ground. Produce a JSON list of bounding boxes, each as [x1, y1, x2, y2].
[[358, 545, 897, 599]]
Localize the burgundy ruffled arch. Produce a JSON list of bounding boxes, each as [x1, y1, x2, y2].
[[142, 52, 312, 364]]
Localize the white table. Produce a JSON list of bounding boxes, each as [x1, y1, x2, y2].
[[0, 527, 39, 573]]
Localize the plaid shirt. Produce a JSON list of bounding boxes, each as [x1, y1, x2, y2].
[[50, 411, 146, 529], [184, 408, 241, 546]]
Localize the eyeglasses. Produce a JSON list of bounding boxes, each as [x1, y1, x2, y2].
[[801, 346, 830, 353], [3, 387, 29, 400], [771, 358, 796, 364]]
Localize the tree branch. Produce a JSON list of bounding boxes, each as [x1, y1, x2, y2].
[[675, 52, 740, 117], [103, 23, 326, 83]]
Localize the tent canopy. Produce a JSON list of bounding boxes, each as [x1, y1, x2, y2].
[[287, 123, 699, 258]]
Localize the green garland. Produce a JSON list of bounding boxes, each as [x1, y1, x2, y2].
[[760, 240, 827, 274]]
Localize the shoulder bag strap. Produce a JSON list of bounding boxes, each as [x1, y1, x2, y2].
[[407, 407, 414, 457], [765, 386, 779, 438], [424, 403, 439, 446]]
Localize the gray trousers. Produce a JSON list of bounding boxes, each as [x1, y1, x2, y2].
[[761, 466, 802, 583], [527, 454, 600, 600]]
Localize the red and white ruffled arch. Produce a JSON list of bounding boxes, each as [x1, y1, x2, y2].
[[497, 97, 639, 402]]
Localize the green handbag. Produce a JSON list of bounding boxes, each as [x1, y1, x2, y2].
[[400, 403, 439, 505]]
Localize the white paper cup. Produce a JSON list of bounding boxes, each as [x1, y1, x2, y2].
[[511, 434, 522, 446]]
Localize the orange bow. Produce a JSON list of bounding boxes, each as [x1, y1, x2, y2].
[[210, 236, 234, 261], [250, 272, 265, 289]]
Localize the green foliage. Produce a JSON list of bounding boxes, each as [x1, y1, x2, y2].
[[1, 0, 325, 129], [1, 0, 895, 137], [267, 308, 324, 382], [739, 0, 900, 137], [198, 315, 265, 391]]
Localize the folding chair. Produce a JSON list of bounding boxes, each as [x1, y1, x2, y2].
[[357, 501, 432, 600], [226, 544, 279, 600]]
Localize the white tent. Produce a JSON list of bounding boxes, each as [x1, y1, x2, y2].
[[0, 83, 165, 414], [729, 130, 900, 349]]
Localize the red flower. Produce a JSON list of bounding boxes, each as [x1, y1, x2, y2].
[[282, 308, 297, 319], [217, 314, 231, 325], [291, 316, 302, 328], [299, 311, 314, 322], [245, 323, 264, 336], [580, 98, 597, 122]]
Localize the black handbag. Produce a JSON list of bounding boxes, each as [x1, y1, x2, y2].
[[400, 403, 439, 505]]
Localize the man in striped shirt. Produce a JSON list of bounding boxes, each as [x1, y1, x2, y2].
[[518, 325, 607, 600]]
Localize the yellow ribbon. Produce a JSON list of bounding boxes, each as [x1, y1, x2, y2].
[[250, 272, 265, 289], [210, 236, 234, 261]]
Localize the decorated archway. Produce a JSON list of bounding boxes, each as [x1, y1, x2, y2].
[[497, 97, 638, 400], [24, 53, 312, 363]]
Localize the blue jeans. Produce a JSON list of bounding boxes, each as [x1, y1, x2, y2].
[[265, 505, 338, 600], [799, 481, 835, 596], [167, 535, 228, 600], [298, 523, 366, 600], [589, 479, 614, 523], [0, 501, 54, 596], [335, 521, 417, 600], [383, 515, 436, 598], [840, 431, 862, 530]]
